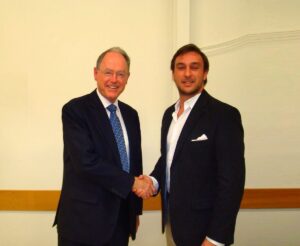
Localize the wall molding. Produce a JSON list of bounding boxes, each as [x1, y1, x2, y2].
[[202, 29, 300, 55], [0, 188, 300, 211]]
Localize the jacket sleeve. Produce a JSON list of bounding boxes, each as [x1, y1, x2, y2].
[[150, 108, 171, 192], [207, 106, 245, 243]]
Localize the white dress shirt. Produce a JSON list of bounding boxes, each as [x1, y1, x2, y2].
[[165, 93, 200, 192], [96, 89, 130, 160]]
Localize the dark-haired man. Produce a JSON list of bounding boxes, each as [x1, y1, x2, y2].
[[143, 44, 245, 246]]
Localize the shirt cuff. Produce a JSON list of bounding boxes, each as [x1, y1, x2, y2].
[[149, 176, 159, 194], [206, 236, 224, 246]]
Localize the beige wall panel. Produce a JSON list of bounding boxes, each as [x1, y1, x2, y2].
[[0, 0, 174, 188], [0, 1, 172, 244], [190, 0, 300, 187], [189, 1, 300, 245]]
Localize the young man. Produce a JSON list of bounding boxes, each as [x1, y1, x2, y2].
[[147, 44, 245, 246]]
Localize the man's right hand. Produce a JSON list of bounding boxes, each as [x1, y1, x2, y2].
[[132, 175, 156, 199]]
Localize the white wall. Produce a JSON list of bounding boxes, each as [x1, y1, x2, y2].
[[190, 1, 300, 245], [0, 0, 174, 189], [0, 0, 300, 245], [191, 0, 300, 188], [0, 0, 171, 245]]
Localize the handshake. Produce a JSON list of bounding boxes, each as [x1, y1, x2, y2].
[[132, 175, 156, 199]]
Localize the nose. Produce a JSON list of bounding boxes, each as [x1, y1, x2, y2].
[[111, 73, 118, 82], [184, 67, 191, 77]]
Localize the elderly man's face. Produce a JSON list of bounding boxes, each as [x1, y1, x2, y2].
[[94, 52, 129, 103]]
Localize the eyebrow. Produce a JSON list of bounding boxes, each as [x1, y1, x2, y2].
[[176, 62, 201, 67]]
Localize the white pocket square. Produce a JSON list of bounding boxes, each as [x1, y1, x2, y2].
[[191, 134, 208, 142]]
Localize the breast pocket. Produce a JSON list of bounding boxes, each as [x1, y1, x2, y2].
[[188, 138, 210, 154]]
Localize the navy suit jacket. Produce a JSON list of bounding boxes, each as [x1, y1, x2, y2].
[[151, 90, 245, 245], [54, 90, 142, 245]]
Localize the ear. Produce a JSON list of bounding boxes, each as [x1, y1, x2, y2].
[[203, 71, 208, 81], [93, 67, 98, 79]]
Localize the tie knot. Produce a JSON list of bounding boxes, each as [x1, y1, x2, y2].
[[107, 104, 117, 113]]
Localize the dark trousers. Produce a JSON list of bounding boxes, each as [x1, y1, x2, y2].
[[58, 201, 130, 246]]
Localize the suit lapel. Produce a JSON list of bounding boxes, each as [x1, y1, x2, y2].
[[161, 107, 173, 157], [87, 90, 121, 165], [171, 90, 210, 165]]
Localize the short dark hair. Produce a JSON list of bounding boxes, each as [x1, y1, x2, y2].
[[170, 43, 209, 84], [96, 47, 130, 71]]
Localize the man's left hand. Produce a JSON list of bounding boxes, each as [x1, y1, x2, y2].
[[201, 238, 216, 246]]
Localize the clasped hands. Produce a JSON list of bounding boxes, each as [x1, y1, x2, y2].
[[132, 175, 156, 199]]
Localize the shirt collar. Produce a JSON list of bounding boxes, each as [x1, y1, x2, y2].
[[96, 89, 119, 110], [174, 92, 201, 112]]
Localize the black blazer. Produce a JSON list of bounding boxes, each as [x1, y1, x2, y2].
[[53, 90, 142, 245], [151, 90, 245, 245]]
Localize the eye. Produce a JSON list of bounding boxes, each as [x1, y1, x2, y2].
[[104, 71, 113, 77], [190, 63, 201, 70], [176, 64, 186, 70], [116, 72, 126, 79]]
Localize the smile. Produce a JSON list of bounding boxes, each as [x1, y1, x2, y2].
[[182, 80, 194, 84], [107, 85, 118, 89]]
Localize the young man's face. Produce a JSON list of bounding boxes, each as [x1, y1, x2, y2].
[[173, 51, 208, 99]]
